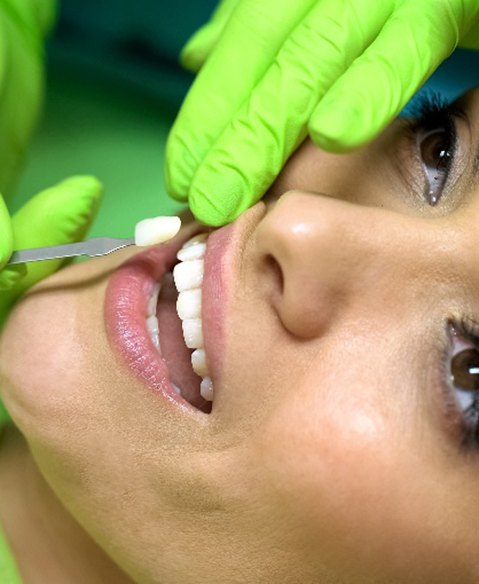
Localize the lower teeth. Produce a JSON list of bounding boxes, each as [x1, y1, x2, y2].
[[200, 377, 213, 401]]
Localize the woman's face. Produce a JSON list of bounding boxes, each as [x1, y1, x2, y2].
[[2, 88, 479, 584]]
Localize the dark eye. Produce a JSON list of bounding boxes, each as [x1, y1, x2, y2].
[[416, 126, 454, 206], [416, 122, 455, 206], [449, 329, 479, 445]]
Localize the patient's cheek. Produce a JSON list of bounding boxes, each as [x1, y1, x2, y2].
[[0, 281, 85, 438]]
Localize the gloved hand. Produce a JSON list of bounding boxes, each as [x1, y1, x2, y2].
[[0, 176, 103, 425], [0, 0, 57, 195], [166, 0, 479, 226]]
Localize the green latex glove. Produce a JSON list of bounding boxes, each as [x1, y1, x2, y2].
[[166, 0, 479, 226], [0, 176, 103, 426], [0, 0, 57, 196]]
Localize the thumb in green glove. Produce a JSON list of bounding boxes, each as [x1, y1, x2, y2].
[[166, 0, 479, 227], [0, 175, 103, 324]]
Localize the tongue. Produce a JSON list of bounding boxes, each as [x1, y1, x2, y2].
[[156, 272, 210, 412]]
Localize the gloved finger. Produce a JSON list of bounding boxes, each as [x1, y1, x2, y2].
[[165, 0, 316, 202], [310, 0, 479, 152], [0, 2, 43, 195], [0, 194, 18, 291], [180, 0, 240, 73], [0, 176, 102, 304], [187, 0, 391, 225]]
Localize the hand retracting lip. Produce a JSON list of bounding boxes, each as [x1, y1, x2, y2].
[[6, 216, 182, 265]]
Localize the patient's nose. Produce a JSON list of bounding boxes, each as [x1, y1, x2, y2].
[[255, 191, 416, 339]]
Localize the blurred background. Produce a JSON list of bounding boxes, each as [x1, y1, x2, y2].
[[7, 0, 479, 265]]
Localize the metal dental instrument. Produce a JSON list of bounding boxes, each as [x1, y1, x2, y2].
[[5, 216, 183, 265], [6, 237, 136, 265]]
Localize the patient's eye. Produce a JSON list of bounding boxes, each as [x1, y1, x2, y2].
[[416, 124, 455, 205], [405, 92, 463, 206], [449, 326, 479, 447]]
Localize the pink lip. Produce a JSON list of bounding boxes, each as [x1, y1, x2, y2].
[[201, 222, 234, 390], [104, 224, 206, 413], [104, 210, 253, 413]]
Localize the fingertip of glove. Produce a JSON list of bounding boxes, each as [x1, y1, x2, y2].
[[180, 24, 216, 72], [13, 175, 104, 245], [52, 175, 104, 240], [189, 189, 242, 227], [309, 114, 364, 154]]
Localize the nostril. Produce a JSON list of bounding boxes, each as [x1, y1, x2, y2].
[[265, 254, 284, 297]]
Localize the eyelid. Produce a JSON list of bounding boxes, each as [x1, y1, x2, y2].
[[439, 319, 479, 452], [402, 106, 471, 208]]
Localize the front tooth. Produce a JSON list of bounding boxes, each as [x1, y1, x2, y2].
[[200, 377, 214, 402], [173, 260, 204, 292], [191, 349, 208, 377], [181, 319, 203, 349], [177, 242, 206, 262], [176, 289, 201, 320]]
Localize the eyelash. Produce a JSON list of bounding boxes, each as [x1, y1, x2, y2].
[[439, 317, 479, 450], [404, 91, 464, 204]]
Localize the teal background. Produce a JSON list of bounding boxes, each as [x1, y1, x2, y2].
[[6, 2, 479, 269]]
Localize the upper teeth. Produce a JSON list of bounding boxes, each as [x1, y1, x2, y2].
[[174, 234, 213, 402], [145, 233, 213, 403]]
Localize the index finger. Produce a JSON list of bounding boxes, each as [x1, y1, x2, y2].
[[165, 0, 316, 201]]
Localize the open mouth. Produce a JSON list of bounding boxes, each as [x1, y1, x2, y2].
[[104, 224, 218, 414], [146, 233, 213, 414]]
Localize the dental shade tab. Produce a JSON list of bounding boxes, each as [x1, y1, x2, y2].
[[134, 216, 182, 246]]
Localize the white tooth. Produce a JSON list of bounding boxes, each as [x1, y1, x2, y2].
[[182, 233, 208, 248], [181, 319, 203, 349], [200, 377, 214, 402], [177, 242, 206, 262], [147, 282, 161, 317], [191, 349, 208, 378], [176, 289, 201, 320], [135, 216, 182, 247], [173, 260, 204, 292], [146, 315, 160, 349]]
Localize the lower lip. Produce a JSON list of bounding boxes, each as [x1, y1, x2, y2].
[[104, 230, 201, 413]]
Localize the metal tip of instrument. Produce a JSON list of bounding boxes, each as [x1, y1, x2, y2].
[[6, 237, 136, 265]]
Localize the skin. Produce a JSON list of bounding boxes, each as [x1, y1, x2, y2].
[[1, 88, 479, 583]]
